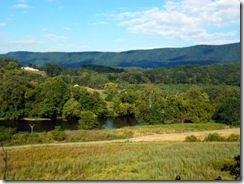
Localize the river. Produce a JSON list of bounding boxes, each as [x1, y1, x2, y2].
[[0, 116, 140, 132]]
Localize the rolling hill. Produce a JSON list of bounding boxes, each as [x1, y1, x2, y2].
[[0, 42, 240, 68]]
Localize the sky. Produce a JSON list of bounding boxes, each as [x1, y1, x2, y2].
[[0, 0, 240, 53]]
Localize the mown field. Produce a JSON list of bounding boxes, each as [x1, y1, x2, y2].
[[2, 141, 240, 180]]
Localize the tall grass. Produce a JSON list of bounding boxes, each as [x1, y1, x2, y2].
[[3, 122, 230, 146], [3, 142, 239, 180]]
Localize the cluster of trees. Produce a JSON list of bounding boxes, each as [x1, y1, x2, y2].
[[37, 62, 240, 89], [0, 57, 240, 128]]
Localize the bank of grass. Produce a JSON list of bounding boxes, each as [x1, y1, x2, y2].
[[122, 122, 230, 137], [2, 122, 233, 146], [4, 142, 240, 180]]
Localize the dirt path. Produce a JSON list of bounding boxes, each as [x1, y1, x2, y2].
[[129, 128, 240, 142], [6, 128, 240, 149]]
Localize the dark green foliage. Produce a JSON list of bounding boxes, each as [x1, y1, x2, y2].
[[40, 62, 64, 77], [146, 63, 240, 86], [204, 133, 224, 142], [105, 94, 113, 101], [81, 64, 124, 73], [0, 127, 16, 143], [136, 107, 163, 125], [36, 76, 69, 118], [0, 57, 20, 69], [78, 111, 100, 130], [214, 97, 240, 125], [50, 126, 66, 141], [1, 42, 240, 68], [73, 87, 107, 116], [179, 87, 214, 123], [135, 86, 164, 125], [0, 56, 240, 127], [221, 155, 240, 180], [184, 135, 200, 142]]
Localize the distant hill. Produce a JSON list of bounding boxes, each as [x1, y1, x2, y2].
[[0, 42, 240, 68]]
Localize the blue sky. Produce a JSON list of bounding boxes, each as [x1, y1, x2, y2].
[[0, 0, 240, 53]]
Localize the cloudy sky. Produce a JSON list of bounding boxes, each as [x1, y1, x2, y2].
[[0, 0, 240, 53]]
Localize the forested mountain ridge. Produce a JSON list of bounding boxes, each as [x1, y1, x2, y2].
[[0, 42, 240, 68]]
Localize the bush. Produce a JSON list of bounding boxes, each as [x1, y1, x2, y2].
[[184, 135, 200, 142], [226, 134, 240, 142], [78, 111, 100, 130], [50, 126, 66, 141], [0, 126, 16, 143], [105, 94, 114, 101], [204, 133, 224, 142]]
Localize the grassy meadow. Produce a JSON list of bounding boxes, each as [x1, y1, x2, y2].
[[2, 122, 231, 146], [3, 141, 240, 180]]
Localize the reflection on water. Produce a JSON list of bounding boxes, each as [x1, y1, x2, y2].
[[98, 116, 140, 129], [0, 116, 140, 132]]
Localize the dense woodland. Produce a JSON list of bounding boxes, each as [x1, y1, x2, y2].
[[0, 57, 240, 128], [0, 42, 240, 68]]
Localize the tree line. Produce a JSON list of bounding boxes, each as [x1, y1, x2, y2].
[[0, 57, 240, 128]]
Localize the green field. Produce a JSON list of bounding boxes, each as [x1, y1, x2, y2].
[[3, 141, 240, 180]]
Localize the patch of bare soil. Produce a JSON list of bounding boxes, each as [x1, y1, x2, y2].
[[129, 128, 240, 142]]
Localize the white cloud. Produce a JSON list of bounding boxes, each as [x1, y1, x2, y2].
[[107, 0, 240, 44], [1, 39, 43, 47], [63, 27, 72, 31], [42, 34, 68, 41], [93, 21, 109, 25], [13, 3, 31, 8], [0, 23, 6, 27]]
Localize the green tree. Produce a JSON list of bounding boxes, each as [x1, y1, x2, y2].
[[162, 95, 187, 123], [115, 103, 135, 116], [36, 76, 69, 118], [41, 62, 64, 77], [179, 87, 214, 123], [62, 98, 81, 119], [104, 82, 118, 94], [73, 87, 107, 116], [135, 86, 163, 125], [214, 97, 240, 125], [0, 78, 27, 119], [78, 111, 99, 130]]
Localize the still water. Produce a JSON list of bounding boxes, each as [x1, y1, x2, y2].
[[0, 116, 140, 133]]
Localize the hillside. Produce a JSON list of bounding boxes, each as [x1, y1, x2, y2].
[[0, 42, 240, 68]]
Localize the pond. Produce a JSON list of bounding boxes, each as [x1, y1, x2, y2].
[[0, 116, 140, 133]]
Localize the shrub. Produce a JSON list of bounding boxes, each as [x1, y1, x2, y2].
[[105, 94, 114, 101], [184, 135, 200, 142], [204, 133, 224, 142], [78, 111, 100, 130], [50, 126, 66, 141], [0, 126, 16, 143], [221, 155, 240, 180], [226, 134, 240, 142]]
